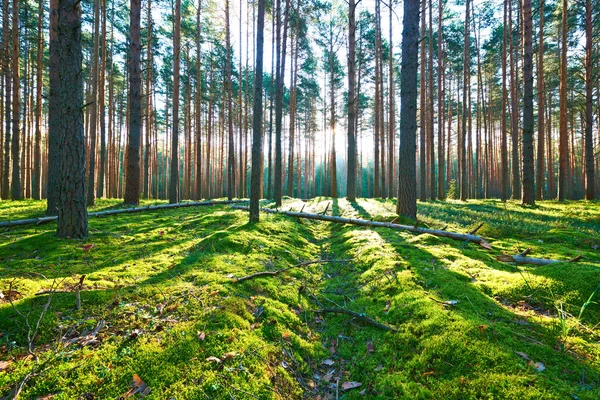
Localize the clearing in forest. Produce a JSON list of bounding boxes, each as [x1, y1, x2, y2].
[[0, 198, 599, 399]]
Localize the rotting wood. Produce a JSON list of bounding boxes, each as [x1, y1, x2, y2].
[[0, 200, 248, 228], [313, 308, 397, 332], [231, 205, 491, 247], [497, 248, 583, 266], [232, 259, 348, 283]]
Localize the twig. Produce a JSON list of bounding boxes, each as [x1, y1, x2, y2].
[[469, 222, 484, 235], [313, 308, 397, 332]]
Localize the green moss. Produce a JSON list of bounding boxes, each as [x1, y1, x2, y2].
[[0, 198, 599, 398]]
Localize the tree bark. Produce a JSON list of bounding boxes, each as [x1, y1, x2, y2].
[[86, 0, 100, 206], [11, 0, 22, 200], [396, 0, 419, 219], [249, 0, 265, 222], [535, 0, 545, 200], [124, 0, 141, 205], [521, 0, 535, 205], [97, 0, 107, 199], [225, 0, 235, 200], [437, 0, 445, 199], [558, 0, 568, 200], [460, 0, 470, 201], [346, 0, 357, 202], [1, 0, 10, 200], [169, 0, 181, 204], [55, 0, 88, 239], [584, 0, 595, 199], [419, 0, 426, 201], [33, 0, 43, 200]]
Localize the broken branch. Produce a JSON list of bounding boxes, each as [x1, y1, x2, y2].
[[231, 206, 491, 247], [496, 248, 583, 266], [313, 308, 397, 332]]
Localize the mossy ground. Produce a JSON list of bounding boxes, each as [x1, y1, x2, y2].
[[0, 198, 599, 399]]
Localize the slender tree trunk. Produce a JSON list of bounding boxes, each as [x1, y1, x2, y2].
[[460, 0, 470, 201], [11, 0, 22, 200], [86, 0, 100, 206], [419, 0, 426, 201], [584, 0, 595, 199], [427, 0, 435, 199], [169, 0, 181, 203], [33, 0, 43, 200], [225, 0, 235, 200], [274, 0, 290, 206], [536, 0, 545, 200], [558, 0, 568, 200], [509, 0, 520, 199], [250, 0, 265, 222], [1, 0, 10, 200], [194, 0, 202, 199], [97, 0, 107, 198], [521, 0, 534, 205], [396, 0, 419, 219], [346, 0, 357, 202], [124, 0, 142, 205], [437, 0, 445, 199], [388, 2, 395, 199], [143, 0, 153, 199], [56, 0, 87, 239]]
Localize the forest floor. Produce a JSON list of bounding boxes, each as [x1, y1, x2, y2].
[[0, 197, 599, 399]]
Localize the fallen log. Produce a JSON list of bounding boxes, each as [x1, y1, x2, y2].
[[232, 259, 347, 283], [231, 206, 491, 248], [314, 308, 397, 332], [497, 248, 583, 266], [0, 200, 248, 229]]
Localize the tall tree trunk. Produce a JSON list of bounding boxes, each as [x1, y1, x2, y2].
[[56, 0, 88, 239], [33, 0, 43, 200], [274, 0, 290, 206], [124, 0, 142, 205], [535, 0, 545, 200], [97, 0, 107, 198], [225, 0, 235, 200], [169, 0, 181, 203], [86, 0, 100, 206], [509, 0, 520, 199], [329, 27, 337, 198], [419, 0, 426, 201], [437, 0, 445, 199], [428, 0, 435, 199], [11, 0, 22, 200], [558, 0, 568, 200], [460, 0, 470, 201], [521, 0, 534, 205], [250, 0, 265, 222], [346, 0, 357, 202], [396, 0, 419, 219], [584, 0, 595, 199], [388, 2, 395, 199], [1, 0, 10, 200], [143, 0, 152, 199], [195, 0, 202, 199]]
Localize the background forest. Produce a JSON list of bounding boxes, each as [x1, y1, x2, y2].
[[0, 0, 598, 211]]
